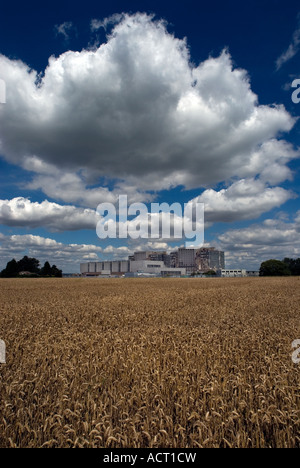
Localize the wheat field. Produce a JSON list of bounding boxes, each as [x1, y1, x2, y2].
[[0, 276, 299, 448]]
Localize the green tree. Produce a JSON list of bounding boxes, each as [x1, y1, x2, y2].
[[259, 259, 291, 277], [50, 265, 63, 278], [283, 258, 300, 276], [17, 256, 40, 274], [0, 259, 19, 277], [41, 261, 52, 276], [1, 256, 63, 278]]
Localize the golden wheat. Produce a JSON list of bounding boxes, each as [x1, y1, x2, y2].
[[0, 277, 299, 448]]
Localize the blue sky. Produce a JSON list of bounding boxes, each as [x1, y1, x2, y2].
[[0, 0, 299, 272]]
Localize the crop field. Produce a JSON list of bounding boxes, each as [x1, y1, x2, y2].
[[0, 277, 300, 448]]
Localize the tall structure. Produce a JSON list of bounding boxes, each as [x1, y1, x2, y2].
[[169, 251, 178, 268], [195, 247, 225, 272], [177, 248, 196, 274]]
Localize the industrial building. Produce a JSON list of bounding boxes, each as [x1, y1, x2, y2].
[[80, 260, 130, 276], [218, 269, 247, 278], [80, 247, 225, 278], [80, 248, 260, 278], [218, 269, 259, 278], [130, 260, 186, 276], [195, 247, 225, 272], [80, 258, 186, 277], [177, 248, 197, 274], [133, 251, 167, 262]]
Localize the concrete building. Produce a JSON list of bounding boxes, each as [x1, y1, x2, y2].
[[177, 248, 195, 267], [160, 268, 186, 277], [218, 269, 259, 278], [169, 251, 178, 268], [219, 269, 247, 277], [120, 260, 130, 273], [130, 260, 186, 276], [246, 270, 260, 277], [112, 261, 121, 273], [80, 260, 130, 276], [177, 248, 196, 274], [195, 247, 225, 272], [89, 262, 97, 274], [133, 251, 148, 261], [130, 260, 165, 273], [133, 251, 167, 262], [80, 263, 89, 275]]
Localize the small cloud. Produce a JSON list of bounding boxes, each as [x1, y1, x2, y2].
[[83, 253, 99, 260], [276, 16, 300, 70], [90, 13, 126, 32], [54, 21, 75, 41]]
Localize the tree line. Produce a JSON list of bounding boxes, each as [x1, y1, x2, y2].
[[259, 258, 300, 276], [0, 256, 62, 278]]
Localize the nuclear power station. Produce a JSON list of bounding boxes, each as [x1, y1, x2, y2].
[[80, 247, 226, 277]]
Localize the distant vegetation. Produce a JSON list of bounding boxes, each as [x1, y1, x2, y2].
[[0, 256, 62, 278], [259, 258, 300, 277]]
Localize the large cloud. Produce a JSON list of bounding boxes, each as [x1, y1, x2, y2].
[[0, 12, 298, 193], [193, 177, 295, 223], [217, 213, 300, 269], [0, 197, 98, 231]]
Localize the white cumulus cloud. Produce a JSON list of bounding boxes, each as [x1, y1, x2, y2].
[[193, 178, 295, 223], [0, 12, 297, 195], [217, 213, 300, 269], [0, 197, 99, 231]]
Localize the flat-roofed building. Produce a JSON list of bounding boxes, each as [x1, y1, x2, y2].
[[81, 260, 130, 276], [130, 260, 186, 276], [177, 248, 195, 266], [177, 248, 196, 274], [89, 262, 97, 274], [219, 269, 247, 277], [111, 261, 121, 273], [133, 251, 148, 261], [130, 260, 165, 274], [120, 260, 130, 273], [195, 247, 225, 272], [246, 270, 260, 277], [160, 268, 186, 277], [80, 263, 89, 274], [96, 262, 104, 273], [133, 251, 167, 262]]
